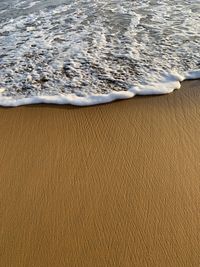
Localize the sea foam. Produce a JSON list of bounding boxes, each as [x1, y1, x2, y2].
[[0, 0, 200, 106]]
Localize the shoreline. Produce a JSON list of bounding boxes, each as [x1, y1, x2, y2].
[[0, 79, 200, 266], [0, 71, 200, 107]]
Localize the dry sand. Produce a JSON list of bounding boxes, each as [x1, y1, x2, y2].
[[0, 80, 200, 267]]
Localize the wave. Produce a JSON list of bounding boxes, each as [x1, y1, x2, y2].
[[0, 70, 199, 107], [0, 1, 200, 106]]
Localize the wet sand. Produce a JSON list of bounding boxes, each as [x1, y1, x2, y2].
[[0, 80, 200, 267]]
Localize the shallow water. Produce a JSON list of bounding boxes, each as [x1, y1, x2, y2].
[[0, 0, 200, 106]]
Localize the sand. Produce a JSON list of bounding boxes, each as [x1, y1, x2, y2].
[[0, 80, 200, 267]]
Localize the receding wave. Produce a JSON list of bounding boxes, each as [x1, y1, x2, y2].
[[0, 0, 200, 106]]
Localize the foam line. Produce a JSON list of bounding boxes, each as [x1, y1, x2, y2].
[[0, 70, 199, 107]]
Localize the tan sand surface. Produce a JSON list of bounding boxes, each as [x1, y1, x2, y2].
[[0, 80, 200, 267]]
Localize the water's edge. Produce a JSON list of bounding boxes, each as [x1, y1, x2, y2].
[[0, 70, 199, 107]]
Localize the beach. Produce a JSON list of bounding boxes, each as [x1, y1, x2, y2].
[[0, 79, 200, 266]]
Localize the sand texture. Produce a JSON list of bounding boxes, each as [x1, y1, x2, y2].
[[0, 80, 200, 267]]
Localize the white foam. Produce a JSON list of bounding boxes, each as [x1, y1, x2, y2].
[[0, 70, 199, 107], [0, 0, 200, 107]]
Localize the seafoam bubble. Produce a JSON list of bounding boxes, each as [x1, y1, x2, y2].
[[0, 0, 199, 106]]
